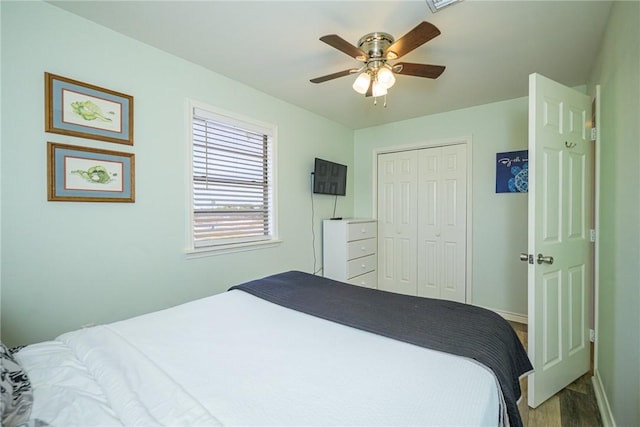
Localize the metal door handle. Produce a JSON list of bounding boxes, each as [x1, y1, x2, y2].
[[537, 253, 554, 265], [519, 253, 529, 262]]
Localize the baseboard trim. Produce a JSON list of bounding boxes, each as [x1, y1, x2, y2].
[[592, 369, 616, 427], [484, 307, 528, 324]]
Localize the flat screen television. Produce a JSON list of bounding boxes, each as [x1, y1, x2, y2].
[[313, 158, 347, 196]]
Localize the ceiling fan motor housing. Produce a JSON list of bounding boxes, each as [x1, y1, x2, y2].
[[357, 32, 395, 67]]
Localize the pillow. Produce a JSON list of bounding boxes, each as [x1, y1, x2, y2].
[[1, 342, 33, 427]]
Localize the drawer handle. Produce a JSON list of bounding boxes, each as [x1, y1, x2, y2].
[[361, 264, 366, 269], [360, 229, 367, 234], [360, 246, 366, 251]]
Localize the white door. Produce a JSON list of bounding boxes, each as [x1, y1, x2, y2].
[[527, 73, 592, 407], [377, 151, 418, 295], [417, 145, 467, 302]]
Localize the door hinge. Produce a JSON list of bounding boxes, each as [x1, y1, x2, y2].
[[590, 229, 596, 242], [590, 127, 597, 141]]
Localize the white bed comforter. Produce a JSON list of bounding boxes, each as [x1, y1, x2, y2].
[[17, 290, 500, 426]]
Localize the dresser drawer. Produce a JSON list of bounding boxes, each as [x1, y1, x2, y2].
[[347, 221, 377, 241], [347, 270, 378, 289], [347, 254, 376, 278], [347, 238, 376, 260]]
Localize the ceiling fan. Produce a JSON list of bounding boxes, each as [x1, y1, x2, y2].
[[310, 21, 445, 102]]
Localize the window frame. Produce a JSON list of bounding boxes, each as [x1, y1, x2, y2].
[[186, 100, 279, 256]]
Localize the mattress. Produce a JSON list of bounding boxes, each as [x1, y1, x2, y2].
[[15, 287, 501, 426]]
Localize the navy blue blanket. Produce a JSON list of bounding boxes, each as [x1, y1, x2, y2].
[[230, 270, 532, 427]]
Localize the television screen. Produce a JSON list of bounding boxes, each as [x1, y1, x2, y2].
[[313, 158, 347, 196]]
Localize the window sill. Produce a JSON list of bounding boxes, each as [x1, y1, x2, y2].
[[186, 239, 282, 259]]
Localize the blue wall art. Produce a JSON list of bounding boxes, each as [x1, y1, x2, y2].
[[496, 150, 528, 193]]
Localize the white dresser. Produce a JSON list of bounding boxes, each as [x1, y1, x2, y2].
[[322, 219, 377, 288]]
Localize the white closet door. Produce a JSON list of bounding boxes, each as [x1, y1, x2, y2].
[[417, 144, 467, 303], [377, 151, 418, 295]]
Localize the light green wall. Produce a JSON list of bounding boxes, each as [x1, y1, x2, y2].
[[0, 1, 354, 346], [4, 10, 638, 426], [353, 97, 529, 315], [588, 1, 640, 425]]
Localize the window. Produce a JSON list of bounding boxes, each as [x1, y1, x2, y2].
[[190, 103, 276, 251]]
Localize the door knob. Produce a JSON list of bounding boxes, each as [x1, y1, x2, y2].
[[537, 253, 554, 265], [520, 253, 533, 264]]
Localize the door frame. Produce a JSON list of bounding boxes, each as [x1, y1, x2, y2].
[[371, 136, 473, 303], [592, 84, 601, 373]]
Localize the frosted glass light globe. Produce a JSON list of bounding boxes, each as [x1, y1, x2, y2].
[[352, 72, 371, 94], [377, 67, 396, 89]]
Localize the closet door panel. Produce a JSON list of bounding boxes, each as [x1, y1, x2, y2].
[[417, 144, 467, 302], [417, 148, 441, 299], [440, 145, 467, 302], [377, 151, 417, 295]]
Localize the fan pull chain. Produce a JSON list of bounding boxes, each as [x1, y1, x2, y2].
[[372, 96, 388, 107]]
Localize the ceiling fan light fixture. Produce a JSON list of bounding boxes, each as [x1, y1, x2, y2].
[[312, 21, 445, 104], [377, 67, 396, 89], [352, 72, 371, 94]]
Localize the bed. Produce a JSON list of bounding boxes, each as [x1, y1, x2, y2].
[[2, 271, 532, 427]]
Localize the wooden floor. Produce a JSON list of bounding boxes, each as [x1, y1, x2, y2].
[[510, 322, 602, 427]]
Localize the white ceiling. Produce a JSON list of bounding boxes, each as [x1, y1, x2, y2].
[[49, 0, 612, 130]]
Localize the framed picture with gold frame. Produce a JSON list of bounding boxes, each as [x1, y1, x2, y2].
[[45, 73, 134, 145], [47, 142, 135, 202]]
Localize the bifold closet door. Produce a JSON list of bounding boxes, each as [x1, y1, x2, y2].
[[377, 151, 418, 296], [416, 144, 467, 303]]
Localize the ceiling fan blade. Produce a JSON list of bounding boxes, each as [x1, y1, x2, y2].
[[394, 62, 446, 79], [310, 69, 357, 84], [385, 21, 441, 59], [320, 34, 368, 60]]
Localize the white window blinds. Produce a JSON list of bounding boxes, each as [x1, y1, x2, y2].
[[191, 107, 274, 249]]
